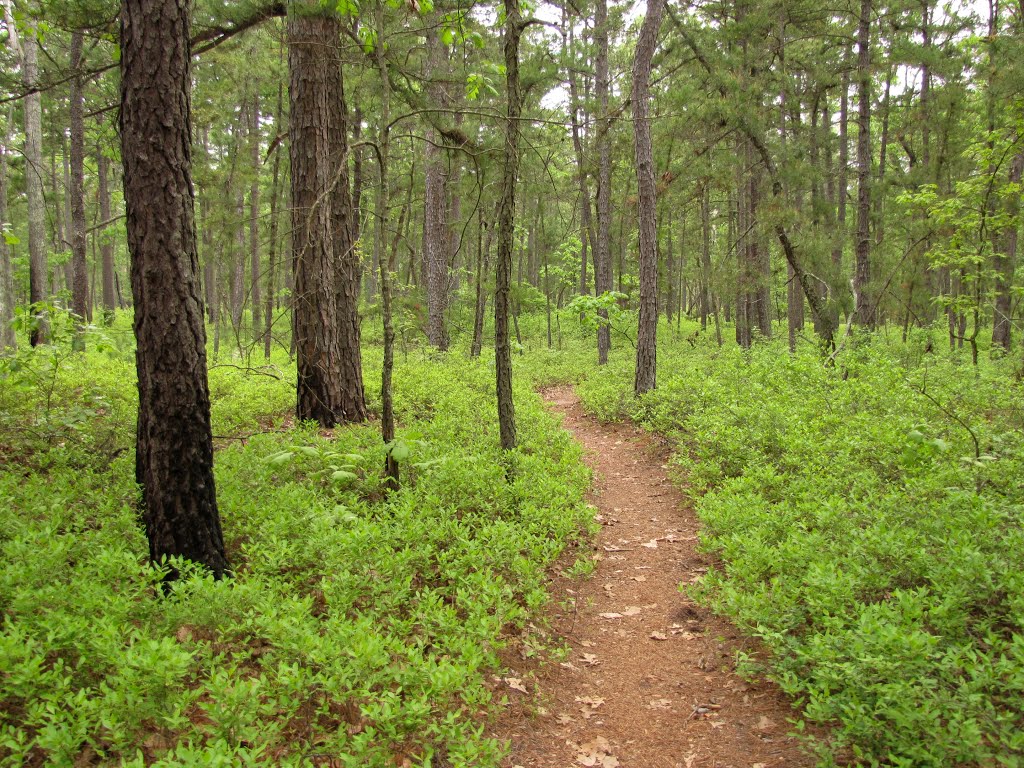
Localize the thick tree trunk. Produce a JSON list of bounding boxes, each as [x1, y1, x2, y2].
[[854, 0, 873, 328], [632, 0, 665, 396], [120, 0, 227, 578], [496, 0, 525, 452], [594, 0, 612, 364], [289, 2, 366, 426], [69, 31, 88, 348]]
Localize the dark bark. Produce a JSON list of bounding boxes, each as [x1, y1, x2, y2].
[[632, 0, 665, 395], [289, 2, 366, 426], [120, 0, 227, 578], [373, 2, 398, 490], [496, 0, 526, 453]]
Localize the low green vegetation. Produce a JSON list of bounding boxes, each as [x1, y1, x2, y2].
[[0, 315, 594, 767], [551, 317, 1024, 767], [5, 304, 1024, 767]]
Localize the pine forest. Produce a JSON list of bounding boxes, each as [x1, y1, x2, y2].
[[0, 0, 1023, 765]]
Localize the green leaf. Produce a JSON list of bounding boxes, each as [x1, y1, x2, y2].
[[387, 440, 411, 463], [266, 451, 295, 467], [331, 470, 358, 482]]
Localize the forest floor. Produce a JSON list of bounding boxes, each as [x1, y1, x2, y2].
[[489, 386, 818, 768]]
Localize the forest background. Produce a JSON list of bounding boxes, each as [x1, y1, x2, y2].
[[0, 0, 1023, 765]]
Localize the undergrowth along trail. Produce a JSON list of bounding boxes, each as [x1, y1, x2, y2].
[[492, 386, 814, 768]]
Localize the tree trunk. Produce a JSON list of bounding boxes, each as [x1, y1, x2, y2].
[[120, 0, 227, 578], [373, 1, 399, 489], [496, 0, 525, 453], [0, 105, 15, 350], [594, 0, 612, 364], [97, 149, 117, 323], [265, 67, 284, 360], [69, 31, 88, 348], [472, 203, 498, 358], [21, 18, 48, 345], [632, 0, 665, 396], [425, 27, 450, 351], [289, 2, 367, 426], [854, 0, 873, 328], [249, 92, 262, 346], [993, 152, 1022, 350], [700, 180, 712, 330]]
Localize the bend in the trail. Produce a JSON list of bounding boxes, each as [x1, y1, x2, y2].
[[490, 386, 818, 768]]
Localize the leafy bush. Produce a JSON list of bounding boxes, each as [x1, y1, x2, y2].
[[0, 342, 593, 767], [533, 323, 1024, 766]]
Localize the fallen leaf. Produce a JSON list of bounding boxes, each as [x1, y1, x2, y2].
[[641, 539, 659, 549], [650, 631, 668, 641], [581, 653, 600, 666], [581, 640, 596, 648], [557, 713, 574, 725], [598, 612, 623, 619], [631, 575, 647, 582], [756, 716, 776, 731], [621, 606, 642, 616], [505, 677, 527, 693], [648, 698, 672, 709]]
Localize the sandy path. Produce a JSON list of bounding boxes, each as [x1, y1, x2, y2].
[[490, 386, 817, 768]]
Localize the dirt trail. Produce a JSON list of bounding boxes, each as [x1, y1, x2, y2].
[[491, 387, 816, 768]]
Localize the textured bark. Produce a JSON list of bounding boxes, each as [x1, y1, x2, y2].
[[632, 0, 665, 396], [97, 150, 117, 322], [120, 0, 227, 578], [854, 0, 873, 328], [0, 106, 15, 350], [496, 0, 525, 453], [69, 31, 88, 346], [249, 92, 262, 345], [288, 3, 366, 426], [594, 0, 612, 364], [834, 65, 850, 282], [373, 1, 398, 489], [22, 20, 48, 345]]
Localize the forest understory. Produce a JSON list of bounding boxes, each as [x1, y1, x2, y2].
[[2, 312, 1024, 767]]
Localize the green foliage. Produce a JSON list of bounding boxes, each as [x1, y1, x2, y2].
[[530, 324, 1024, 766], [0, 343, 592, 766]]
